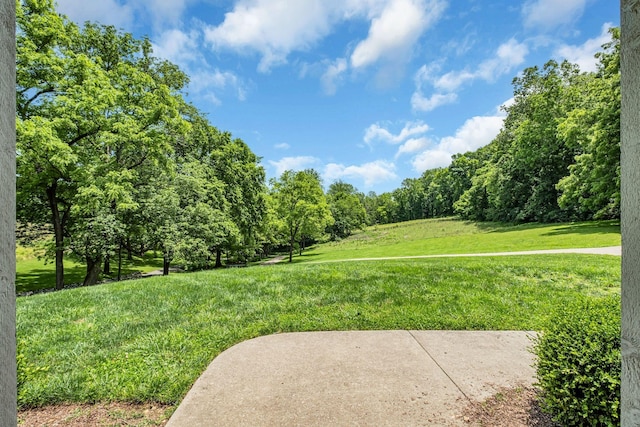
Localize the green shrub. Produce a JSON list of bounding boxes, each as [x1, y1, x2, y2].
[[533, 296, 620, 426]]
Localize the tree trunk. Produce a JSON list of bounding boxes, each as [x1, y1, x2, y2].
[[103, 255, 110, 275], [83, 256, 102, 287], [117, 241, 122, 281], [289, 235, 294, 263], [126, 238, 133, 260], [163, 255, 170, 276], [215, 248, 223, 268], [46, 183, 64, 290], [299, 236, 306, 256]]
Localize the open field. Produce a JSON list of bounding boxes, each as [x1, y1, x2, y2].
[[17, 254, 620, 409], [294, 218, 621, 262]]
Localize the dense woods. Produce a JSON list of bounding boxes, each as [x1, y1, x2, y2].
[[16, 0, 620, 287], [365, 28, 620, 226]]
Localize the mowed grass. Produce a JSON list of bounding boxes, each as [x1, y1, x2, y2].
[[16, 245, 164, 293], [17, 254, 620, 408], [296, 218, 621, 262]]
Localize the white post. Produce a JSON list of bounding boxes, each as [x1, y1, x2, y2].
[[0, 0, 16, 424], [622, 0, 640, 424]]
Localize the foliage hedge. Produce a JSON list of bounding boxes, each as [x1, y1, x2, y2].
[[533, 296, 620, 426]]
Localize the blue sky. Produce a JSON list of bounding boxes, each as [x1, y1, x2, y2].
[[55, 0, 619, 193]]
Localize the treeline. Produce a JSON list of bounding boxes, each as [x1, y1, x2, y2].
[[16, 0, 270, 289], [363, 28, 620, 225]]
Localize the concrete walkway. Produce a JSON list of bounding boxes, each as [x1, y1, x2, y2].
[[307, 246, 621, 264], [167, 330, 536, 426]]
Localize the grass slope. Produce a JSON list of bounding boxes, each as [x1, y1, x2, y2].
[[17, 254, 620, 407], [16, 245, 164, 293], [295, 218, 621, 263]]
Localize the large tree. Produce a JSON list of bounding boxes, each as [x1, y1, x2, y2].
[[16, 0, 188, 287], [326, 181, 366, 239], [270, 169, 333, 262], [556, 28, 620, 219]]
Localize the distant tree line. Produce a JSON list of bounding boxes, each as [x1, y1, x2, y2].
[[361, 28, 620, 226], [16, 0, 620, 289]]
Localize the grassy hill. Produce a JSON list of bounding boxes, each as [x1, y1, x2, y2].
[[16, 218, 621, 411], [293, 218, 621, 263]]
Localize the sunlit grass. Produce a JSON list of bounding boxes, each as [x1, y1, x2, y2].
[[17, 254, 620, 407], [295, 218, 620, 262]]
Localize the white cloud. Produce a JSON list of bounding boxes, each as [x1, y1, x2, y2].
[[55, 0, 134, 28], [411, 113, 505, 172], [412, 38, 528, 112], [522, 0, 587, 30], [204, 0, 446, 73], [324, 160, 397, 187], [364, 120, 430, 145], [150, 28, 248, 105], [411, 92, 457, 112], [411, 150, 454, 172], [321, 58, 348, 95], [396, 137, 431, 158], [152, 29, 200, 67], [204, 0, 338, 72], [499, 97, 515, 112], [439, 115, 504, 153], [433, 38, 529, 92], [275, 143, 290, 150], [477, 38, 529, 80], [432, 70, 475, 92], [350, 0, 446, 69], [144, 0, 194, 28], [188, 69, 248, 104], [269, 156, 320, 176], [556, 23, 614, 72], [56, 0, 193, 30]]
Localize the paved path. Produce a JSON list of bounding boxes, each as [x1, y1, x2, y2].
[[307, 245, 621, 264], [167, 331, 536, 426], [260, 255, 287, 265]]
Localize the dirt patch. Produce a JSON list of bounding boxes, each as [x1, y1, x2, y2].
[[462, 386, 559, 427], [18, 402, 173, 426], [18, 387, 556, 426]]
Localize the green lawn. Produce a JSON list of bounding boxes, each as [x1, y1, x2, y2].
[[16, 245, 164, 293], [17, 254, 620, 408], [294, 218, 621, 262]]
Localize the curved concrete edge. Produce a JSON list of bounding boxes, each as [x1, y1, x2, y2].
[[167, 330, 537, 427]]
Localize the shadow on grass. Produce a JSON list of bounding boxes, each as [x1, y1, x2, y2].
[[17, 253, 165, 294], [282, 252, 322, 265], [473, 220, 620, 235], [16, 266, 87, 293], [540, 221, 620, 237]]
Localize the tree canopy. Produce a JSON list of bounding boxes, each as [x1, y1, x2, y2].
[[361, 28, 620, 226], [16, 0, 266, 287], [269, 169, 333, 262]]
